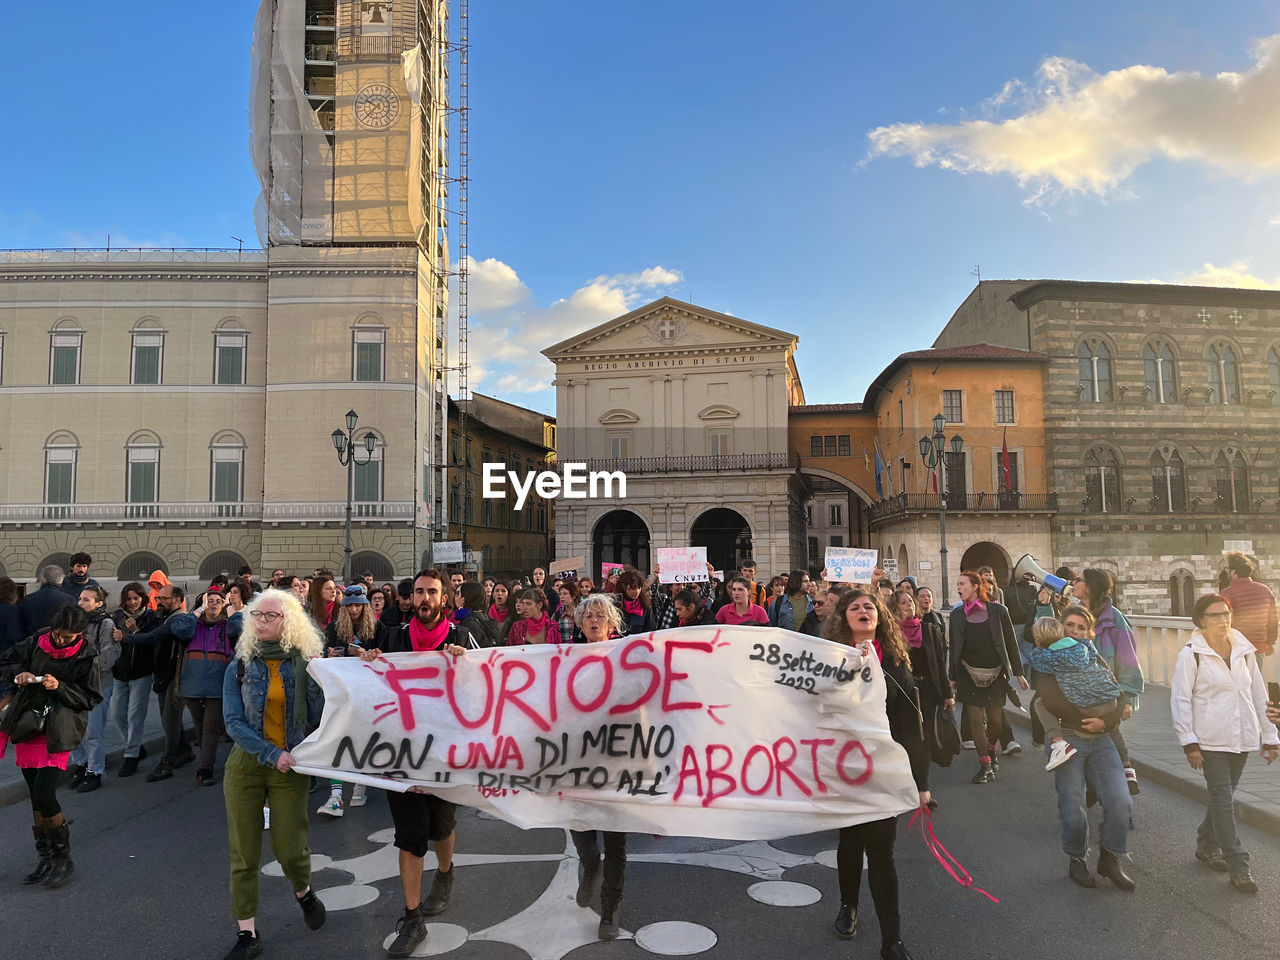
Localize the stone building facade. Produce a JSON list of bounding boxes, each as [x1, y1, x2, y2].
[[544, 298, 808, 578], [936, 280, 1280, 615]]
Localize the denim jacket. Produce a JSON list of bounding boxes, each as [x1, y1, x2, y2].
[[221, 655, 324, 768]]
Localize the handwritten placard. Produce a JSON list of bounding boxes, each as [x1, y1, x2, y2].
[[549, 556, 586, 576], [434, 541, 464, 563], [292, 626, 921, 839], [656, 546, 709, 583], [601, 562, 625, 581], [825, 547, 878, 584], [880, 558, 899, 580]]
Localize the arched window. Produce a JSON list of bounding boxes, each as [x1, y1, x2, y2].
[[1268, 347, 1280, 406], [36, 553, 73, 578], [1078, 340, 1113, 402], [130, 319, 165, 386], [210, 430, 246, 517], [50, 318, 84, 386], [118, 551, 167, 580], [350, 550, 394, 580], [125, 430, 162, 518], [1168, 570, 1196, 618], [1215, 449, 1249, 512], [1207, 342, 1240, 405], [1083, 445, 1121, 513], [1149, 447, 1186, 512], [44, 431, 80, 519], [1142, 342, 1176, 404], [214, 318, 248, 386], [200, 550, 249, 579]]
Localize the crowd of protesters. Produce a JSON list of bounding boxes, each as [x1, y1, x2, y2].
[[1, 549, 1279, 960]]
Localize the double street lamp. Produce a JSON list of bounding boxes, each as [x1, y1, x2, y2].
[[331, 409, 378, 586], [918, 413, 964, 606]]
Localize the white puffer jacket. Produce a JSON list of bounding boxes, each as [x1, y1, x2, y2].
[[1170, 629, 1278, 753]]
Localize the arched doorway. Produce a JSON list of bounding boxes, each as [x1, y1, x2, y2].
[[351, 550, 395, 581], [199, 550, 248, 580], [119, 552, 168, 581], [36, 553, 73, 578], [690, 508, 753, 574], [592, 510, 651, 575], [959, 541, 1011, 587]]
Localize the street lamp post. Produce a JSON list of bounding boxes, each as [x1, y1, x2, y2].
[[330, 409, 377, 586], [920, 414, 964, 606]]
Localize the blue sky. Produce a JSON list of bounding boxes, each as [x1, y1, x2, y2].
[[4, 1, 1280, 413]]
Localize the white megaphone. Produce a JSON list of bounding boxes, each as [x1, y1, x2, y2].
[[1012, 554, 1069, 595]]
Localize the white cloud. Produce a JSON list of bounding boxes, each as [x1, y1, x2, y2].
[[1174, 261, 1280, 289], [447, 261, 684, 402], [866, 34, 1280, 201], [1269, 214, 1280, 225]]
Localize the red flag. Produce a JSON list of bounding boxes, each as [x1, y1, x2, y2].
[[1001, 428, 1012, 492]]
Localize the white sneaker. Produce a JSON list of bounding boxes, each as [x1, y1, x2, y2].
[[961, 740, 976, 750], [1045, 740, 1077, 771], [317, 794, 344, 818], [349, 784, 368, 807], [1003, 740, 1023, 756]]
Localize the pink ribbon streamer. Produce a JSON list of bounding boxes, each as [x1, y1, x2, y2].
[[907, 808, 1000, 903]]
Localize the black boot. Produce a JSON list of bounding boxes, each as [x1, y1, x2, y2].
[[834, 902, 858, 939], [1097, 849, 1135, 891], [23, 822, 52, 885], [387, 906, 426, 957], [1068, 857, 1096, 888], [44, 821, 74, 889], [598, 895, 620, 940], [422, 865, 452, 916], [881, 941, 915, 960], [971, 760, 995, 784], [576, 856, 602, 908], [297, 888, 326, 930]]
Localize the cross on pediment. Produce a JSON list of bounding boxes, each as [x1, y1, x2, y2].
[[1197, 309, 1212, 324], [1070, 305, 1085, 320], [1228, 309, 1243, 326], [657, 318, 678, 340]]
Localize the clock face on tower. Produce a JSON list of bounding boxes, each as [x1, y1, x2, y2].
[[354, 82, 400, 129]]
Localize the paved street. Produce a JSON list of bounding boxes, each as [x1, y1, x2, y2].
[[1, 739, 1277, 960]]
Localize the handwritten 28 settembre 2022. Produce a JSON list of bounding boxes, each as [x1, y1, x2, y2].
[[291, 625, 920, 840]]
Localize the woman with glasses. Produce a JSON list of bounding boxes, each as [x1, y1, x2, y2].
[[1170, 594, 1278, 895], [221, 589, 326, 959], [0, 604, 102, 889]]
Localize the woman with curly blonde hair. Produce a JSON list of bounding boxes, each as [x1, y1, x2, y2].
[[221, 589, 326, 959]]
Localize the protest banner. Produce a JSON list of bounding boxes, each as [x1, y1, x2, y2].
[[601, 561, 625, 581], [655, 546, 709, 583], [881, 558, 898, 579], [549, 556, 586, 576], [291, 625, 921, 840], [825, 547, 878, 584], [433, 540, 464, 563]]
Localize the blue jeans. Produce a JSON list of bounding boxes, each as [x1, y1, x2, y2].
[[1050, 732, 1131, 858], [70, 679, 115, 775], [1197, 751, 1249, 875], [111, 675, 152, 758]]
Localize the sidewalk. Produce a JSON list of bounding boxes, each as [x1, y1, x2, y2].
[[0, 695, 169, 807], [1007, 683, 1280, 837]]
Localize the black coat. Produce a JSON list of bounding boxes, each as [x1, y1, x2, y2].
[[111, 608, 158, 681], [455, 610, 501, 648], [379, 620, 461, 654], [947, 601, 1022, 684], [911, 617, 951, 703], [17, 584, 74, 636], [882, 654, 930, 793], [0, 603, 22, 656], [0, 635, 102, 753]]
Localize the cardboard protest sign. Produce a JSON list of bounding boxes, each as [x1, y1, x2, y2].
[[292, 625, 921, 840], [549, 556, 586, 576], [434, 541, 464, 563], [825, 547, 878, 584], [655, 546, 709, 583], [880, 558, 898, 579], [601, 562, 625, 581]]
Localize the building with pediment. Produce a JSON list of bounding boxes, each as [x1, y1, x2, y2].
[[543, 298, 807, 577]]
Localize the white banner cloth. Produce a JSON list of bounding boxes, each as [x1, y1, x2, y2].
[[291, 625, 919, 840]]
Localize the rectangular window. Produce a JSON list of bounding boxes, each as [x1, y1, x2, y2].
[[215, 332, 247, 385], [449, 484, 460, 519], [995, 390, 1015, 424], [211, 446, 244, 516], [353, 328, 385, 382], [829, 504, 843, 526], [807, 537, 819, 563], [810, 436, 822, 457], [45, 448, 76, 518], [50, 333, 81, 385], [482, 499, 492, 526], [354, 458, 382, 508], [824, 435, 837, 457], [127, 447, 159, 518], [451, 432, 460, 464], [610, 434, 629, 459], [944, 451, 967, 500], [838, 435, 851, 457], [709, 430, 730, 456], [898, 399, 904, 435], [131, 332, 163, 385], [829, 535, 844, 548], [995, 450, 1020, 495], [942, 390, 963, 424], [805, 503, 813, 525]]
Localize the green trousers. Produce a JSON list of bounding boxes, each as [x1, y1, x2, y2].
[[223, 745, 312, 920]]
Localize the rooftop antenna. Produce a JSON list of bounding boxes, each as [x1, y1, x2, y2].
[[971, 264, 981, 298], [231, 236, 244, 256]]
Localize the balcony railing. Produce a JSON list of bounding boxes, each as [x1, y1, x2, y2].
[[0, 247, 266, 264], [576, 453, 799, 475], [1129, 615, 1196, 686], [868, 491, 1059, 523], [0, 501, 416, 524]]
